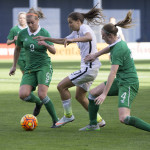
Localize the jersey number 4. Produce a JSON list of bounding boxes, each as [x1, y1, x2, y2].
[[121, 92, 127, 103]]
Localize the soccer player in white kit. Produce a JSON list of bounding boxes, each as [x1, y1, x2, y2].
[[34, 6, 108, 128]]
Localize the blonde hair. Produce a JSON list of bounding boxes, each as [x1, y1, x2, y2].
[[18, 12, 26, 18], [102, 10, 134, 36]]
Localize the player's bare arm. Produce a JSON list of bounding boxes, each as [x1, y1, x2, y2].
[[84, 46, 110, 63], [7, 36, 18, 45], [64, 32, 92, 47], [95, 65, 119, 105], [9, 45, 21, 76], [34, 36, 65, 45], [38, 41, 56, 54]]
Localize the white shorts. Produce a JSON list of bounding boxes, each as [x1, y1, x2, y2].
[[68, 67, 99, 91]]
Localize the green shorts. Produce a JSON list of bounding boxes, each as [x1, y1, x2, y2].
[[105, 78, 139, 108], [17, 59, 26, 71], [20, 64, 53, 91]]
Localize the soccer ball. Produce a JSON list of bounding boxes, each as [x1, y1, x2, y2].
[[20, 114, 38, 131]]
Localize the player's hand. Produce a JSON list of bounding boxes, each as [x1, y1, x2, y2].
[[64, 39, 73, 47], [14, 36, 18, 41], [37, 41, 48, 46], [9, 66, 16, 76], [33, 36, 46, 41], [94, 93, 107, 105], [84, 53, 97, 63]]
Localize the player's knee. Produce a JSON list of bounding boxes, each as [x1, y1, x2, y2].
[[38, 92, 46, 100], [75, 95, 81, 102], [88, 92, 96, 101], [119, 116, 127, 124], [57, 83, 66, 93], [19, 92, 30, 100], [57, 83, 62, 92]]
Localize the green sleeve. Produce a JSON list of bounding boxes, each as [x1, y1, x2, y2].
[[7, 28, 14, 40], [16, 32, 23, 48], [111, 49, 123, 66]]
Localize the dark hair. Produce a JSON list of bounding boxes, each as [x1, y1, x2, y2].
[[68, 5, 105, 25], [102, 10, 134, 35], [27, 7, 45, 19]]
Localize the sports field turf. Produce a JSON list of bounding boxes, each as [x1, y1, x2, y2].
[[0, 59, 150, 150]]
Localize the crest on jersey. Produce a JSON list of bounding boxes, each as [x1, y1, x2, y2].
[[25, 38, 28, 41]]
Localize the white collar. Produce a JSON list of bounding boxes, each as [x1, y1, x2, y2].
[[109, 38, 121, 47], [27, 25, 41, 36], [18, 24, 27, 30]]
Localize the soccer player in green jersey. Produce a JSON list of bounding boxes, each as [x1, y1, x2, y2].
[[80, 10, 150, 131], [7, 12, 27, 74], [9, 8, 59, 128]]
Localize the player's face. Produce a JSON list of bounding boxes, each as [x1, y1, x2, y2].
[[26, 16, 39, 33], [68, 17, 80, 31], [18, 14, 26, 26], [101, 30, 111, 44]]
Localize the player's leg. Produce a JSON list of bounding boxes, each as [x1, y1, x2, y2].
[[119, 84, 150, 132], [55, 77, 75, 127], [79, 83, 105, 131], [37, 64, 59, 127], [19, 85, 42, 105], [19, 72, 42, 106], [80, 79, 118, 131], [76, 86, 105, 127], [20, 71, 42, 116], [38, 84, 59, 127], [119, 107, 150, 132], [19, 84, 33, 100]]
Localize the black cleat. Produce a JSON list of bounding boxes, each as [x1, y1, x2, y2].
[[33, 103, 43, 116], [51, 120, 61, 128]]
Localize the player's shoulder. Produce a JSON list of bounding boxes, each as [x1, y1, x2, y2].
[[39, 28, 50, 36], [10, 25, 18, 31], [19, 28, 28, 34], [80, 24, 90, 30], [40, 28, 49, 33], [112, 41, 128, 55], [80, 24, 92, 34]]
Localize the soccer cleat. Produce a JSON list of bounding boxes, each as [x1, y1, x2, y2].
[[98, 119, 106, 127], [51, 121, 61, 128], [79, 124, 100, 131], [33, 103, 43, 116], [55, 115, 75, 127]]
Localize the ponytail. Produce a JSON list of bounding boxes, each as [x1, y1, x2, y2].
[[115, 10, 134, 29], [68, 4, 105, 25]]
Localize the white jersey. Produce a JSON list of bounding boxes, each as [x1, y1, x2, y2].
[[66, 24, 101, 69]]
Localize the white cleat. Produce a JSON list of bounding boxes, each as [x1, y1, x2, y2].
[[98, 119, 106, 127], [55, 115, 75, 127], [79, 124, 100, 131]]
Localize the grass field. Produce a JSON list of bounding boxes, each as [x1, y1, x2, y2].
[[0, 59, 150, 150]]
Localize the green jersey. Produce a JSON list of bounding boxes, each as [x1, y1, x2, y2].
[[110, 40, 139, 85], [17, 27, 53, 71], [7, 25, 26, 60]]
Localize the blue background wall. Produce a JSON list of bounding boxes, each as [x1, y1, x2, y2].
[[0, 0, 149, 43]]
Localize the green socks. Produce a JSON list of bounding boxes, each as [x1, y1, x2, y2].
[[88, 100, 99, 125], [124, 116, 150, 132], [42, 96, 58, 122], [23, 92, 42, 105]]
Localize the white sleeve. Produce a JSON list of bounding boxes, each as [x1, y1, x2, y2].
[[66, 31, 76, 39], [80, 25, 89, 35]]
